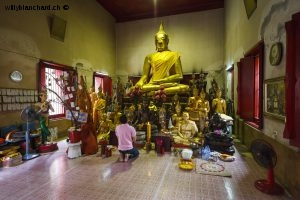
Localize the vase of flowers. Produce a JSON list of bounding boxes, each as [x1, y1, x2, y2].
[[153, 86, 167, 107], [128, 86, 142, 110]]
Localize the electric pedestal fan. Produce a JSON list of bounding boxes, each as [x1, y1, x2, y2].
[[20, 106, 40, 160], [250, 139, 284, 195]]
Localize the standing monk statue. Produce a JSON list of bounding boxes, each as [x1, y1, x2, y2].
[[135, 23, 189, 95]]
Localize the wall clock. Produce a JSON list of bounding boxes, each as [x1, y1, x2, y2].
[[269, 42, 282, 66], [9, 70, 23, 82]]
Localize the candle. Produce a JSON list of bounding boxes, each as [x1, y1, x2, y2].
[[147, 122, 151, 143]]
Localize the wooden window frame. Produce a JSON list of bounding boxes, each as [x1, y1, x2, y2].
[[237, 41, 264, 129], [38, 60, 77, 119]]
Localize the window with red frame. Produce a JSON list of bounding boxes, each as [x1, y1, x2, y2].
[[38, 61, 77, 118], [93, 72, 112, 96], [237, 41, 264, 129]]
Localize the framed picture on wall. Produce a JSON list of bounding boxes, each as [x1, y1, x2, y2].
[[264, 77, 285, 120], [244, 0, 257, 19]]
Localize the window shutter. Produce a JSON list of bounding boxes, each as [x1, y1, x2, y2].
[[284, 12, 300, 147], [238, 57, 255, 121]]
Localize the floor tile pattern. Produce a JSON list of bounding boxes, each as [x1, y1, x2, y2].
[[0, 140, 294, 200]]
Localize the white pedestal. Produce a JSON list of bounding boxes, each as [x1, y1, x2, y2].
[[67, 141, 82, 159]]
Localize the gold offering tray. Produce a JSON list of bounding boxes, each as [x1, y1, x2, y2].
[[178, 158, 195, 170]]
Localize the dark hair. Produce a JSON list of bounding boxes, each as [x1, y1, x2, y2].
[[119, 114, 127, 124]]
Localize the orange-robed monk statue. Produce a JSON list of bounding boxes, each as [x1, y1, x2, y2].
[[134, 23, 189, 95]]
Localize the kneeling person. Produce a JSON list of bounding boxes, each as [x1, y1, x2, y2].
[[115, 115, 140, 162]]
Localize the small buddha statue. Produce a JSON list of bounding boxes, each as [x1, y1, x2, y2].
[[185, 87, 200, 122], [189, 73, 197, 96], [197, 89, 210, 134], [93, 90, 106, 130], [134, 23, 189, 95], [169, 113, 179, 135], [97, 113, 113, 142], [197, 71, 207, 92], [128, 104, 136, 124], [212, 89, 226, 114], [89, 86, 98, 108]]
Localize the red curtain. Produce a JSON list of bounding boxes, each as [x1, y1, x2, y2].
[[284, 12, 300, 147]]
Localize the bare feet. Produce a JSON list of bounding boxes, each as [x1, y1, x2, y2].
[[119, 154, 124, 162], [124, 154, 130, 162]]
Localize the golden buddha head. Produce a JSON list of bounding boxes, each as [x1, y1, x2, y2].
[[155, 23, 169, 52]]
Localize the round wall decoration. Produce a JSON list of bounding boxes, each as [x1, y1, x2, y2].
[[269, 42, 282, 66], [9, 70, 23, 82]]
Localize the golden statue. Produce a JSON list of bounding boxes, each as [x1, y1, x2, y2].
[[185, 87, 200, 122], [212, 89, 226, 114], [169, 103, 183, 135], [174, 103, 183, 125], [97, 113, 113, 142], [93, 90, 106, 130], [197, 89, 210, 134], [135, 23, 189, 95], [173, 112, 198, 145], [89, 86, 98, 108]]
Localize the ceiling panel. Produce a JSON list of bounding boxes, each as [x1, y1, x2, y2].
[[97, 0, 224, 22]]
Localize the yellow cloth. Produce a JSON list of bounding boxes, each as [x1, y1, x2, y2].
[[148, 51, 179, 84]]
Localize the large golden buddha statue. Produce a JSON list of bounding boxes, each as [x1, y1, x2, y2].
[[135, 23, 189, 94]]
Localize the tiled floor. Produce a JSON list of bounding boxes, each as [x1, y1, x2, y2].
[[0, 140, 293, 200]]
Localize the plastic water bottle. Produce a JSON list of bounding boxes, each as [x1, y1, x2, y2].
[[202, 145, 211, 160]]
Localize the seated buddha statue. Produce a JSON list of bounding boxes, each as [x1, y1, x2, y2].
[[173, 112, 198, 145], [134, 23, 189, 95]]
